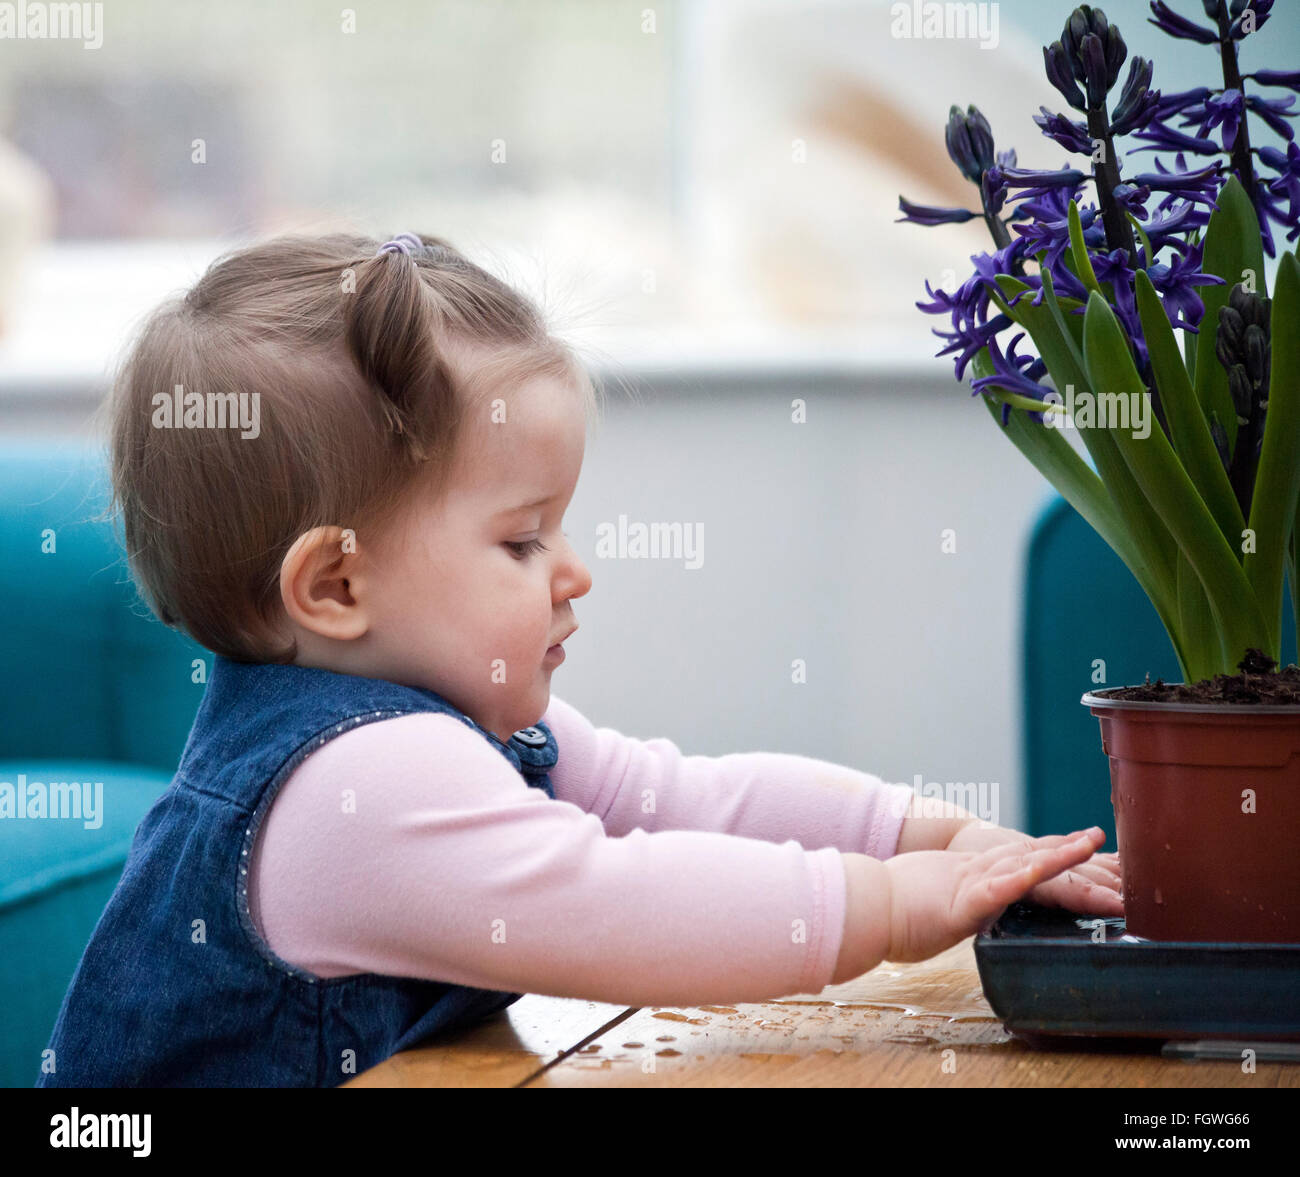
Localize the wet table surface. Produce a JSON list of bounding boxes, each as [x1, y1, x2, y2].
[[345, 938, 1300, 1088]]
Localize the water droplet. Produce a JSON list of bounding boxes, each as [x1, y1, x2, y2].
[[655, 1048, 681, 1058], [1154, 888, 1164, 905]]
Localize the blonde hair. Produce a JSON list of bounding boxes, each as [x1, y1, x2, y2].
[[108, 231, 597, 663]]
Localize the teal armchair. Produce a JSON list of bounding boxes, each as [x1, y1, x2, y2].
[[0, 441, 207, 1087]]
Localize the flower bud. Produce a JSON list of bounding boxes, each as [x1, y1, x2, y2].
[[945, 105, 996, 184], [1052, 6, 1129, 111]]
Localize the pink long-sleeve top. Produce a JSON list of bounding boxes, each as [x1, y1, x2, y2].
[[246, 695, 915, 1007]]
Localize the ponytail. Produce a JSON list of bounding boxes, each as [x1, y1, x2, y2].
[[344, 234, 458, 461]]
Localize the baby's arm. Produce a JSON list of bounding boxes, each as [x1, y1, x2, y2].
[[249, 713, 1111, 1005], [541, 698, 1119, 914], [541, 695, 916, 860], [249, 712, 852, 1006]]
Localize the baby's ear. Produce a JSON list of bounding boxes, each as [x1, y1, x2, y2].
[[279, 526, 369, 642]]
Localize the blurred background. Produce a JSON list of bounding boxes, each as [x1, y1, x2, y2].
[[3, 0, 1300, 831]]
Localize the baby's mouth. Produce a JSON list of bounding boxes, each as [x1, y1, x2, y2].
[[544, 623, 577, 664]]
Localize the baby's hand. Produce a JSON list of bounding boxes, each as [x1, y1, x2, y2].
[[881, 828, 1107, 962], [946, 821, 1123, 918]]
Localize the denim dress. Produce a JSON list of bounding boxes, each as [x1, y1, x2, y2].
[[35, 655, 559, 1088]]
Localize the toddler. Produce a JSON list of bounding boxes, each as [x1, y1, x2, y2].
[[37, 231, 1120, 1087]]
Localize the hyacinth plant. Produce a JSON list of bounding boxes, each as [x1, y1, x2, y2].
[[899, 0, 1300, 685]]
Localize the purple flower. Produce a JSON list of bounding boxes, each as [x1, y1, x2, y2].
[[1091, 247, 1145, 352], [1112, 182, 1152, 217], [1111, 57, 1160, 135], [1177, 90, 1245, 152], [1010, 191, 1095, 279], [1147, 1, 1218, 43], [1130, 160, 1222, 210], [1139, 199, 1211, 253], [1228, 0, 1272, 39], [1001, 166, 1087, 201], [897, 197, 977, 226], [1248, 70, 1300, 94], [1080, 33, 1112, 110], [1252, 183, 1291, 254], [946, 105, 997, 184], [1245, 93, 1296, 141], [982, 165, 1008, 215], [1044, 6, 1130, 114], [1260, 142, 1300, 240], [917, 282, 1012, 384], [1131, 118, 1222, 157], [901, 0, 1296, 420], [970, 332, 1052, 424], [1033, 107, 1093, 155], [1152, 86, 1214, 120], [1044, 42, 1087, 112], [1146, 242, 1225, 328]]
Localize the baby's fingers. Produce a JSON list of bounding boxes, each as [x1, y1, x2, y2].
[[1070, 860, 1122, 891], [977, 828, 1105, 877], [975, 832, 1104, 904]]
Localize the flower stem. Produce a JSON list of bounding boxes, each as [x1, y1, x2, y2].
[[984, 210, 1011, 251], [978, 185, 1023, 275], [1084, 108, 1136, 258], [1214, 8, 1258, 206]]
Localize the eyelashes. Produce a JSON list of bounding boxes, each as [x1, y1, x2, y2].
[[505, 538, 550, 559]]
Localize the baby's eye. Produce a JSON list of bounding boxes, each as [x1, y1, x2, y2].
[[504, 538, 550, 559]]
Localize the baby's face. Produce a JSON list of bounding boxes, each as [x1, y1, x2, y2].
[[363, 373, 592, 742]]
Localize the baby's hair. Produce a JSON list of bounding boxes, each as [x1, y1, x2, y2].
[[107, 231, 598, 664]]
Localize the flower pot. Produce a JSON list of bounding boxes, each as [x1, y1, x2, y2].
[[1081, 691, 1300, 943]]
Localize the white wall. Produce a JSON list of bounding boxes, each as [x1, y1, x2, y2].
[[554, 364, 1058, 831]]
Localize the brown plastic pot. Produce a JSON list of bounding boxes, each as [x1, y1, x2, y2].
[[1082, 690, 1300, 943]]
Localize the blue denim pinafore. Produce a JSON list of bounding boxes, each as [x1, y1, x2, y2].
[[35, 655, 558, 1087]]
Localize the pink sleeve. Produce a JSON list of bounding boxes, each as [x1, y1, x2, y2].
[[541, 695, 915, 861], [247, 712, 850, 1006]]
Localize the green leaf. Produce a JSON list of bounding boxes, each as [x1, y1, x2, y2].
[[972, 358, 1201, 677], [972, 348, 1130, 559], [1134, 268, 1245, 552], [1128, 211, 1153, 267], [1067, 200, 1104, 296], [990, 274, 1179, 622], [1083, 290, 1272, 669], [1194, 174, 1266, 457], [1176, 550, 1223, 683], [1244, 251, 1300, 656]]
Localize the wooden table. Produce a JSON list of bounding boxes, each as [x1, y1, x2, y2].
[[345, 938, 1299, 1088]]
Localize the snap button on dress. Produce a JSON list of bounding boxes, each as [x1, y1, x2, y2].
[[512, 726, 547, 748]]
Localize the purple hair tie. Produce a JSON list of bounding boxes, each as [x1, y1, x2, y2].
[[376, 232, 423, 257]]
